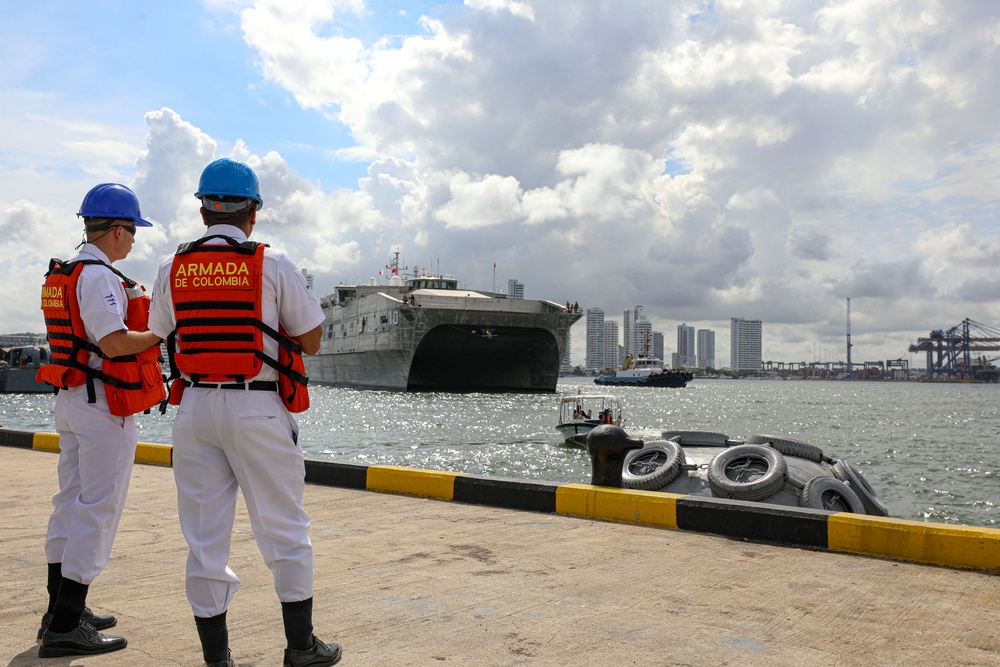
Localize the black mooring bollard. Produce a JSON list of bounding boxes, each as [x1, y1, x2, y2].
[[573, 425, 644, 487]]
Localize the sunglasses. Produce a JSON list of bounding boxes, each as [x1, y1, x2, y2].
[[112, 224, 137, 237]]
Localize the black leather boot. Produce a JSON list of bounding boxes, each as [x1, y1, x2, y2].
[[282, 599, 341, 667], [195, 612, 231, 667]]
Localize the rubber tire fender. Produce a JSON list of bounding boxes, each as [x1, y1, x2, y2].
[[707, 444, 788, 501], [621, 440, 686, 491], [833, 460, 889, 516], [746, 434, 825, 463], [800, 476, 865, 514]]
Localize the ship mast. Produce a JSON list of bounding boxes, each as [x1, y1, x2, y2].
[[384, 251, 408, 281]]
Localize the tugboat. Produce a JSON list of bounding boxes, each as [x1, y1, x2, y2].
[[594, 354, 693, 388], [595, 332, 694, 388]]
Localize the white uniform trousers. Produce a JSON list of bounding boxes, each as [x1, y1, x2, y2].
[[45, 383, 137, 585], [171, 386, 314, 618]]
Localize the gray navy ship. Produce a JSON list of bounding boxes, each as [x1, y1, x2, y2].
[[305, 253, 581, 392]]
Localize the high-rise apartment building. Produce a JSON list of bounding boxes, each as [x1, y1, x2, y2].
[[633, 317, 653, 357], [560, 334, 573, 375], [652, 331, 664, 362], [622, 305, 663, 361], [603, 321, 619, 371], [585, 308, 605, 371], [624, 306, 653, 356], [623, 308, 634, 358], [730, 318, 762, 372], [697, 329, 716, 369], [507, 279, 524, 299], [676, 324, 695, 367]]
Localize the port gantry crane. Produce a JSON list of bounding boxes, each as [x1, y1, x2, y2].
[[908, 318, 1000, 381]]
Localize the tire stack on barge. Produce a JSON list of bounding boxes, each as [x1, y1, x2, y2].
[[620, 430, 888, 515]]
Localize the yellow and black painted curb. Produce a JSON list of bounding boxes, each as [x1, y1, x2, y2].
[[4, 427, 998, 574], [0, 427, 173, 467]]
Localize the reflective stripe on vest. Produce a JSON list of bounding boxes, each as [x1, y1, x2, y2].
[[37, 258, 167, 416], [167, 235, 309, 411]]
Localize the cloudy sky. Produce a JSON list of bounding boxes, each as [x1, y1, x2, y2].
[[3, 0, 1000, 368]]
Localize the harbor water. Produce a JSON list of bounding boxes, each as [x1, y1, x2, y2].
[[2, 377, 997, 528]]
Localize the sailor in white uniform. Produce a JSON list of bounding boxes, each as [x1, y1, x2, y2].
[[148, 158, 340, 667], [38, 184, 161, 658]]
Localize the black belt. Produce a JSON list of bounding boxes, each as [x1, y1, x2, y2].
[[185, 380, 278, 391]]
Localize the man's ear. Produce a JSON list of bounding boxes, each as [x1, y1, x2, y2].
[[200, 208, 209, 226]]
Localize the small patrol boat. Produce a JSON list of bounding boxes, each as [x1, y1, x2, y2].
[[0, 344, 52, 393], [555, 392, 622, 443]]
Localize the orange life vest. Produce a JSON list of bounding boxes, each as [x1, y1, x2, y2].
[[37, 258, 167, 417], [165, 235, 309, 412]]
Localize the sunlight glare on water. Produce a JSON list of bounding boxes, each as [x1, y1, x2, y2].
[[2, 377, 997, 527]]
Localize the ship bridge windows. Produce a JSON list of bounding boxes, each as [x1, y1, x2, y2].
[[337, 288, 356, 303], [408, 278, 458, 291]]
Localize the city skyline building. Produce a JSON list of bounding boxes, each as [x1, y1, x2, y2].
[[653, 331, 664, 363], [697, 329, 716, 369], [622, 307, 636, 358], [677, 324, 695, 367], [577, 304, 730, 370], [585, 308, 605, 371], [560, 333, 573, 375], [633, 316, 653, 357], [507, 278, 524, 299], [603, 321, 619, 372], [731, 318, 763, 372]]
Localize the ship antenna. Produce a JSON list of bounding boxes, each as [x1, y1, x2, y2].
[[384, 250, 407, 281]]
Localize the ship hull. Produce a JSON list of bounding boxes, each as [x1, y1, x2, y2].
[[305, 288, 580, 393], [0, 367, 52, 393], [594, 371, 693, 388]]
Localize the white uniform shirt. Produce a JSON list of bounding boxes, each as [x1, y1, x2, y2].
[[147, 225, 324, 382], [69, 245, 129, 370]]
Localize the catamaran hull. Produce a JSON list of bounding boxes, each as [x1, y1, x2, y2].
[[305, 294, 579, 392]]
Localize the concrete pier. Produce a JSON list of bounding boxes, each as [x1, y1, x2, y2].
[[2, 444, 999, 666]]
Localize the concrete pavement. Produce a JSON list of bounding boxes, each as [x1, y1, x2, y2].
[[2, 445, 999, 667]]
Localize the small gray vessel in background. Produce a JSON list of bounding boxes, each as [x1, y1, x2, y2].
[[306, 253, 581, 392], [0, 344, 51, 393]]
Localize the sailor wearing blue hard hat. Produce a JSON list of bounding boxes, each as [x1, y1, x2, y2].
[[148, 158, 339, 667], [37, 183, 163, 658]]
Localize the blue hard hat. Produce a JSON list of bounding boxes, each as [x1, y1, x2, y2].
[[77, 183, 153, 226], [195, 158, 263, 210]]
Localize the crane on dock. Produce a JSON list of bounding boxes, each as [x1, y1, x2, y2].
[[908, 318, 1000, 381]]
